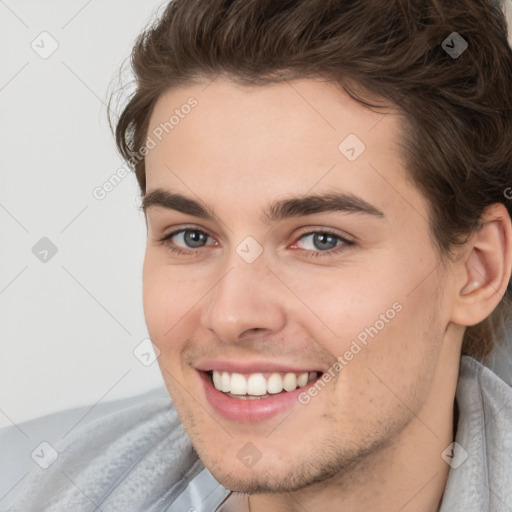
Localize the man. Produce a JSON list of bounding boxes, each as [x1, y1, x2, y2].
[[2, 0, 512, 510]]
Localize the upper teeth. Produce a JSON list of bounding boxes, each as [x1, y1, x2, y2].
[[211, 370, 316, 395]]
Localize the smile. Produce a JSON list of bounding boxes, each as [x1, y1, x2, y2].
[[209, 370, 320, 399], [198, 367, 324, 423]]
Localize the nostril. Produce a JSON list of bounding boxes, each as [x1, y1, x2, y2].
[[240, 327, 265, 338]]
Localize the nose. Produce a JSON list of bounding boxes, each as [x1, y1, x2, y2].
[[199, 254, 288, 343]]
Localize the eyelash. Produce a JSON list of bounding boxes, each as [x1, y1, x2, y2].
[[158, 227, 354, 258]]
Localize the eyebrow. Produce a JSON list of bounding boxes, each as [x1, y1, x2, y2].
[[141, 187, 385, 222]]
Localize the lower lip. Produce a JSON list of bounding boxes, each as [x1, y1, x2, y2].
[[199, 371, 319, 423]]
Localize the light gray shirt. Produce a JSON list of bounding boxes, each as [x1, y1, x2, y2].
[[1, 355, 511, 511]]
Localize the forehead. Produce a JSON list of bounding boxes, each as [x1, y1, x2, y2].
[[144, 78, 425, 222]]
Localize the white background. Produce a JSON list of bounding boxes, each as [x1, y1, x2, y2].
[[1, 0, 512, 430], [0, 0, 166, 429]]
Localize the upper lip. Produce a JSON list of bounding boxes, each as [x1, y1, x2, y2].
[[195, 359, 324, 374]]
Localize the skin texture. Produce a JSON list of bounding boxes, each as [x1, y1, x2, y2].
[[142, 78, 511, 512]]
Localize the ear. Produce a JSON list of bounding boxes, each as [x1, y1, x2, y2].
[[450, 203, 512, 327]]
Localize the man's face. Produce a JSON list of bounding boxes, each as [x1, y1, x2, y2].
[[142, 78, 453, 492]]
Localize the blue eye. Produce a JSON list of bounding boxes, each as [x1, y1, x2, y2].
[[173, 229, 209, 248], [294, 231, 354, 256], [160, 228, 214, 254], [296, 231, 343, 252]]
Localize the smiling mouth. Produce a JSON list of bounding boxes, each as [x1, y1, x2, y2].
[[207, 370, 322, 400]]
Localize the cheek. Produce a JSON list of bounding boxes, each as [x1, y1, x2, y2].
[[142, 251, 201, 344], [324, 282, 442, 429], [288, 257, 441, 397], [279, 261, 404, 345], [142, 255, 200, 408]]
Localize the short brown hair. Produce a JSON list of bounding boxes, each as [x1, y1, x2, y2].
[[109, 0, 512, 362]]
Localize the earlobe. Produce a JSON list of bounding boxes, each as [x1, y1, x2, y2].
[[451, 203, 512, 326]]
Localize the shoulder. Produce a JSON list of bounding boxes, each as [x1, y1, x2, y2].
[[0, 387, 203, 512], [440, 356, 512, 511], [458, 355, 512, 413]]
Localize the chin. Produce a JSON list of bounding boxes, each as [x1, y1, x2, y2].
[[204, 462, 307, 494], [195, 444, 367, 495]]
